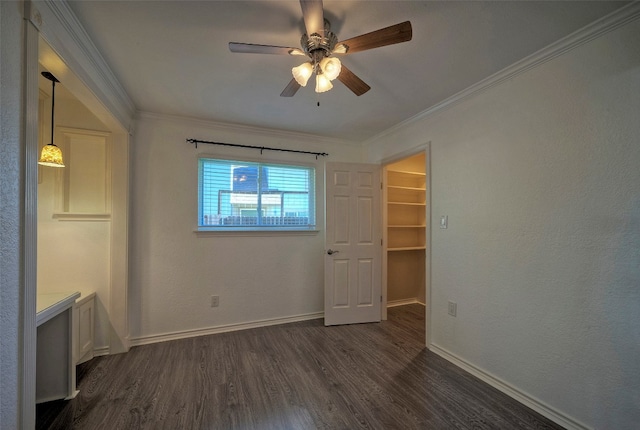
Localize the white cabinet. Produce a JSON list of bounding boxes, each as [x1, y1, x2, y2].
[[36, 292, 81, 403]]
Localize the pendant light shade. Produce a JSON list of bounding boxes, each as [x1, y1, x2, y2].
[[38, 144, 65, 167], [38, 72, 65, 168]]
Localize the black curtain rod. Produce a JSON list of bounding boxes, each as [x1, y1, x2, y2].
[[186, 138, 328, 159]]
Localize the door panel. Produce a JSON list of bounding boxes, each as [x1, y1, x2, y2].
[[357, 258, 374, 305], [325, 162, 381, 326], [334, 196, 350, 243], [358, 197, 374, 243], [333, 260, 350, 307]]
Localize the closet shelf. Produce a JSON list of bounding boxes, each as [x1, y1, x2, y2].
[[388, 201, 425, 206], [387, 170, 425, 177], [387, 246, 426, 251], [388, 185, 426, 191]]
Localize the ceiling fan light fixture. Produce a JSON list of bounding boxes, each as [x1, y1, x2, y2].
[[292, 62, 314, 86], [315, 73, 333, 93], [320, 57, 341, 81], [229, 3, 412, 99]]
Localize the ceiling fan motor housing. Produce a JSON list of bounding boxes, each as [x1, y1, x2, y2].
[[300, 19, 339, 62]]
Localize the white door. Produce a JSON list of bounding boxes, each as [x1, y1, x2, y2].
[[325, 162, 381, 326]]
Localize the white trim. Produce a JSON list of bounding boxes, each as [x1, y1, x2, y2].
[[380, 143, 428, 167], [429, 343, 590, 430], [107, 131, 131, 354], [37, 0, 135, 131], [424, 143, 432, 349], [53, 213, 111, 221], [364, 2, 640, 147], [130, 312, 324, 347], [22, 7, 41, 428], [92, 346, 110, 358]]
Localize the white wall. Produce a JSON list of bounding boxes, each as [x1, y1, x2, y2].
[[129, 114, 363, 341], [0, 1, 26, 426], [366, 18, 640, 430], [37, 96, 112, 351]]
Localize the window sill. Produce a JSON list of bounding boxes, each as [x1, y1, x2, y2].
[[194, 228, 320, 237]]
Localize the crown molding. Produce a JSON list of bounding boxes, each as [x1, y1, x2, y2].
[[364, 2, 640, 147], [36, 0, 136, 131], [136, 111, 360, 147]]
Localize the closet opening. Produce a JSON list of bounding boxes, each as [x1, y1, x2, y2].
[[381, 150, 428, 344]]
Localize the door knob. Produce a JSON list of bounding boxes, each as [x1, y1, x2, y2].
[[327, 249, 339, 255]]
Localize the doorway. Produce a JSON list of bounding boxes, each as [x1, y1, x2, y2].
[[381, 149, 429, 343]]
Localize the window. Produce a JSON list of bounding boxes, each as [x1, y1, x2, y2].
[[198, 158, 316, 230]]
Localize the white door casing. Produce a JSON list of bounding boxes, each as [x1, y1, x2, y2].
[[325, 163, 381, 326]]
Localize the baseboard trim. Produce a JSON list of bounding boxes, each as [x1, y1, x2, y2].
[[428, 343, 589, 430], [93, 346, 109, 357], [130, 312, 324, 347], [387, 298, 425, 308]]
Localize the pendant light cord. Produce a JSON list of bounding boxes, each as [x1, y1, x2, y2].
[[50, 79, 56, 146]]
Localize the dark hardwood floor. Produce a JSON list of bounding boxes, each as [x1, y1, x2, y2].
[[37, 304, 564, 429]]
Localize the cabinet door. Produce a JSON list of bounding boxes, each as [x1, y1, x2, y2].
[[76, 298, 94, 364]]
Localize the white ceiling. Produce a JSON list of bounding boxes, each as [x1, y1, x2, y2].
[[66, 1, 627, 143]]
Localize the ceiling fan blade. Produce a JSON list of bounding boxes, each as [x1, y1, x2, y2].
[[229, 42, 303, 56], [281, 78, 302, 97], [337, 65, 371, 96], [300, 0, 324, 36], [338, 21, 412, 54]]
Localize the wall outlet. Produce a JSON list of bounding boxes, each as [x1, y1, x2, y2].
[[211, 295, 219, 307], [448, 301, 457, 317]]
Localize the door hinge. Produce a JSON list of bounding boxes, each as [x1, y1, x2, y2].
[[381, 239, 383, 246], [380, 295, 383, 302], [381, 182, 383, 190]]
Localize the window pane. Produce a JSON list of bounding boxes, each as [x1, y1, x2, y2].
[[199, 158, 315, 229]]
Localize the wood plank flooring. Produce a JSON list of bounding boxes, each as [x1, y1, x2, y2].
[[37, 304, 564, 429]]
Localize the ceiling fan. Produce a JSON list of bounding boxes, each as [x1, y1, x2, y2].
[[229, 0, 412, 97]]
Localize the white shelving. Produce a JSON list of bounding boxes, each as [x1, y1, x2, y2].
[[386, 169, 426, 251]]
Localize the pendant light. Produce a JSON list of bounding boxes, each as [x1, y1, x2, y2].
[[38, 72, 65, 168]]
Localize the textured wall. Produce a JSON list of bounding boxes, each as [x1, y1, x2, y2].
[[0, 1, 23, 426], [366, 18, 640, 430], [128, 114, 363, 340]]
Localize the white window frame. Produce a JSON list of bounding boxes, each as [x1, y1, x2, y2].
[[197, 156, 318, 234]]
